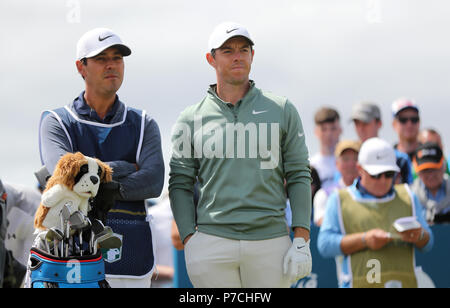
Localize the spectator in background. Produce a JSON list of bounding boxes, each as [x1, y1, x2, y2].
[[318, 137, 433, 288], [310, 107, 342, 190], [351, 102, 382, 142], [418, 128, 450, 177], [411, 142, 450, 224], [3, 182, 40, 267], [147, 194, 175, 288], [313, 140, 360, 226], [351, 101, 412, 184], [310, 166, 321, 204], [392, 98, 421, 161], [418, 128, 443, 150], [0, 179, 5, 288], [0, 180, 37, 288]]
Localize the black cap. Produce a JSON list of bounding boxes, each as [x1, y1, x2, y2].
[[413, 142, 444, 173]]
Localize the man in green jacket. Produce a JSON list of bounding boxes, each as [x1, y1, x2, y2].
[[169, 22, 312, 288]]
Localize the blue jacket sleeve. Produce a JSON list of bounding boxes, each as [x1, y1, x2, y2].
[[40, 112, 73, 174], [317, 191, 344, 258], [117, 115, 165, 200]]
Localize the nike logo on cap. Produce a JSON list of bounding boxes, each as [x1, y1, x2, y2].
[[226, 28, 239, 34], [376, 153, 387, 160], [98, 35, 113, 41]]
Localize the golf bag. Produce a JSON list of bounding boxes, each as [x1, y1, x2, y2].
[[29, 247, 110, 288]]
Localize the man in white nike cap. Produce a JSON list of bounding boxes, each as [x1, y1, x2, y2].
[[76, 28, 131, 60], [38, 28, 165, 288], [170, 22, 312, 287], [318, 137, 433, 288]]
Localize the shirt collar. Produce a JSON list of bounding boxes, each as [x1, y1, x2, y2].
[[421, 178, 447, 202], [355, 177, 396, 199], [208, 80, 257, 105], [73, 91, 120, 123]]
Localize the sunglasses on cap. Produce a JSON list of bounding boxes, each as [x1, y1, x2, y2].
[[370, 171, 396, 179], [397, 116, 420, 124]]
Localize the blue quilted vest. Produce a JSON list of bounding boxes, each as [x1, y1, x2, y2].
[[42, 100, 154, 278]]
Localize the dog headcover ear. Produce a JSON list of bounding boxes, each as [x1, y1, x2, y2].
[[95, 159, 113, 183], [46, 152, 86, 190]]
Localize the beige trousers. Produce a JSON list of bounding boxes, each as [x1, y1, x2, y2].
[[184, 232, 292, 288], [106, 275, 152, 288]]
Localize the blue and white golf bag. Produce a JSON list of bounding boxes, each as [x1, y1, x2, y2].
[[29, 247, 110, 288]]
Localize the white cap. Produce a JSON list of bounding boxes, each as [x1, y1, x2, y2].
[[208, 21, 254, 51], [358, 137, 400, 175], [76, 28, 131, 60], [391, 97, 419, 117]]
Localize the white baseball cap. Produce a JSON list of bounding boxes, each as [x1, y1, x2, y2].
[[208, 21, 254, 51], [358, 137, 400, 175], [391, 97, 419, 117], [76, 28, 131, 60]]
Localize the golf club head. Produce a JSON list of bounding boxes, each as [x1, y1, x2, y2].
[[46, 227, 63, 241], [61, 202, 73, 220], [93, 226, 113, 240], [91, 219, 106, 235], [69, 211, 89, 229], [96, 234, 122, 250], [45, 228, 63, 257], [39, 230, 49, 241]]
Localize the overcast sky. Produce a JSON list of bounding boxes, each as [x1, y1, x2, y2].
[[2, 0, 450, 190]]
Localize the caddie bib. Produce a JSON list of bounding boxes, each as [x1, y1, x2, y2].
[[338, 184, 418, 288], [43, 104, 154, 277]]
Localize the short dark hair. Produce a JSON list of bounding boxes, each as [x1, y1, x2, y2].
[[314, 107, 340, 125], [79, 58, 87, 80]]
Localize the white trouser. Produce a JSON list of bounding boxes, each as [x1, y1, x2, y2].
[[184, 232, 292, 288], [106, 275, 152, 288]]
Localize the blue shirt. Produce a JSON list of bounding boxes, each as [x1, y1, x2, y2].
[[317, 179, 434, 288], [422, 180, 447, 204], [395, 149, 413, 184]]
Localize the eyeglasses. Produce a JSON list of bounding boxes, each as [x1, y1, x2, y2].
[[370, 171, 396, 179], [397, 116, 420, 124]]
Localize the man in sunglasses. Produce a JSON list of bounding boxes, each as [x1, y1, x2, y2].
[[318, 137, 433, 288], [392, 98, 421, 161], [351, 101, 413, 184]]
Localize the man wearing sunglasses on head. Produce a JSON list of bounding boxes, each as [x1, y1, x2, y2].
[[318, 137, 433, 288], [392, 98, 421, 161]]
